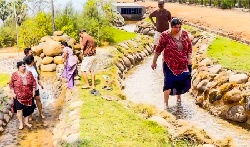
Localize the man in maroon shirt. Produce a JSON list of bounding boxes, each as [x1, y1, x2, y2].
[[79, 30, 97, 90], [149, 0, 171, 51]]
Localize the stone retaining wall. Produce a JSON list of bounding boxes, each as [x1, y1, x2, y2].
[[113, 35, 155, 89], [190, 31, 250, 124]]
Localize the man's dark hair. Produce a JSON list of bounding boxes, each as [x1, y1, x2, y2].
[[24, 55, 34, 65], [17, 61, 25, 69], [24, 48, 32, 55], [79, 29, 86, 33], [61, 41, 68, 47]]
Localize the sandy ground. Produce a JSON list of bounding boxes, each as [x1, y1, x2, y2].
[[118, 0, 250, 40], [0, 47, 20, 58]]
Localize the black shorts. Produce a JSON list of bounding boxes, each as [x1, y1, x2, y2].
[[35, 89, 40, 96]]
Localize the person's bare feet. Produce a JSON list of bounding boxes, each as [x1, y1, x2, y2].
[[40, 114, 45, 119], [19, 123, 23, 130], [177, 98, 181, 105], [24, 122, 32, 128]]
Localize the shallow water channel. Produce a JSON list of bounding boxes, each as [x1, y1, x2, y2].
[[0, 73, 64, 147], [123, 55, 250, 147]]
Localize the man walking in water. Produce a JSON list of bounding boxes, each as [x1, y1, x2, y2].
[[79, 30, 97, 91], [149, 0, 171, 51]]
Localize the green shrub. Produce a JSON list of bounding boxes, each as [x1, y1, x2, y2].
[[220, 0, 234, 9], [0, 25, 16, 47], [55, 2, 78, 39], [18, 12, 52, 48], [77, 0, 114, 45]]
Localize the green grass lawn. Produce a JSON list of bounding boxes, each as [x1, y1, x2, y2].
[[207, 36, 250, 71], [111, 28, 137, 44], [76, 67, 191, 147], [0, 73, 10, 88]]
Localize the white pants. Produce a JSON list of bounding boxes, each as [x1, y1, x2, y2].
[[80, 56, 97, 72], [153, 31, 162, 45]]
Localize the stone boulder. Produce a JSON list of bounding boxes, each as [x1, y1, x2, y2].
[[52, 36, 66, 42], [223, 88, 242, 104], [68, 38, 76, 47], [126, 54, 135, 65], [34, 56, 42, 70], [122, 57, 132, 68], [73, 44, 81, 51], [197, 79, 209, 93], [40, 36, 51, 42], [115, 62, 125, 72], [41, 64, 57, 72], [200, 58, 212, 66], [208, 64, 222, 74], [66, 133, 80, 144], [111, 11, 125, 27], [32, 43, 44, 56], [148, 30, 155, 37], [226, 105, 247, 123], [61, 35, 70, 42], [43, 40, 62, 57], [53, 31, 64, 36], [142, 28, 150, 35], [40, 53, 45, 58], [54, 56, 63, 64], [119, 43, 129, 49], [42, 57, 53, 65], [229, 74, 248, 84]]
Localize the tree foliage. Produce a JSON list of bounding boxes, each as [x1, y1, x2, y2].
[[55, 1, 78, 39], [0, 0, 119, 48], [0, 0, 11, 22], [14, 0, 28, 26], [18, 12, 52, 48], [78, 0, 114, 44]]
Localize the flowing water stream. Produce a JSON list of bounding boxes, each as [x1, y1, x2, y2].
[[123, 54, 250, 147], [0, 73, 64, 147]]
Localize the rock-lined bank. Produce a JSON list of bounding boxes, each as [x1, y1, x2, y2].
[[134, 21, 155, 36], [191, 31, 250, 124], [51, 33, 229, 146], [52, 88, 83, 146], [113, 35, 154, 88], [112, 10, 125, 27], [112, 33, 232, 146], [133, 16, 250, 125]]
